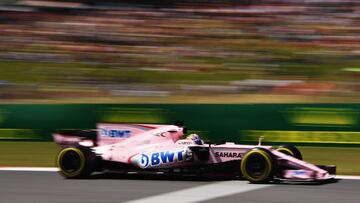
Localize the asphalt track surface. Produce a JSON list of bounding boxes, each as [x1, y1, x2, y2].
[[1, 171, 359, 203]]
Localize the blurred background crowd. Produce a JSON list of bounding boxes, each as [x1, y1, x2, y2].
[[0, 0, 360, 101]]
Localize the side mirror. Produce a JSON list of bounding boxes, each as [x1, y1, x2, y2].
[[258, 136, 265, 146], [182, 127, 188, 134], [174, 120, 187, 134]]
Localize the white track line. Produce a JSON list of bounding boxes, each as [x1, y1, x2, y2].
[[336, 175, 360, 180], [124, 181, 271, 203], [0, 167, 360, 181], [0, 167, 58, 172]]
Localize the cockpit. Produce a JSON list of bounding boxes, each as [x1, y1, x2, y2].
[[185, 134, 204, 145]]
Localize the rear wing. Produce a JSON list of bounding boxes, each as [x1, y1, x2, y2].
[[96, 123, 168, 145], [53, 123, 171, 148]]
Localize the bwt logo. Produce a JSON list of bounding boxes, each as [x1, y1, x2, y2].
[[140, 154, 150, 168], [99, 128, 131, 138], [139, 150, 185, 168]]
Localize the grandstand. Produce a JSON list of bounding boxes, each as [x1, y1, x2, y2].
[[0, 0, 359, 101]]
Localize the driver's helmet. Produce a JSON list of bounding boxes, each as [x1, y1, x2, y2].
[[186, 134, 203, 145]]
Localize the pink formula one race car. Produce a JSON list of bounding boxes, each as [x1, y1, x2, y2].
[[53, 123, 336, 183]]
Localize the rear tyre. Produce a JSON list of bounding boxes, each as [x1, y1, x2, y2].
[[56, 146, 97, 179], [240, 148, 276, 183], [276, 144, 302, 160]]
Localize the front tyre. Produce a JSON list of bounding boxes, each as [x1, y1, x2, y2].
[[56, 147, 96, 179], [240, 148, 276, 183], [276, 144, 302, 160]]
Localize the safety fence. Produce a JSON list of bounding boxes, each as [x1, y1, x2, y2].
[[0, 104, 359, 146]]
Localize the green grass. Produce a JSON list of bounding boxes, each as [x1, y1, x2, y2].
[[299, 147, 360, 175], [0, 142, 359, 175], [0, 142, 60, 167], [0, 60, 247, 85]]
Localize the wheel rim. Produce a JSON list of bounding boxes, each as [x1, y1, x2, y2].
[[61, 150, 82, 173], [241, 149, 273, 182], [245, 153, 268, 178], [57, 148, 85, 177]]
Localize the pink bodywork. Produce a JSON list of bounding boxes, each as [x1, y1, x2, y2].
[[53, 123, 334, 181]]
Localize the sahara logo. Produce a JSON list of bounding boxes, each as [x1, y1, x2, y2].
[[215, 151, 242, 158], [139, 150, 185, 168]]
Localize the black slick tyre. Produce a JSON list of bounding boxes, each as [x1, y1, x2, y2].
[[240, 148, 276, 183], [276, 144, 302, 160], [56, 146, 96, 179]]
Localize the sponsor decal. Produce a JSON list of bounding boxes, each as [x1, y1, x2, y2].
[[215, 151, 242, 158], [177, 140, 193, 145], [284, 107, 358, 127], [99, 128, 131, 138], [154, 132, 168, 137], [241, 130, 360, 144], [140, 154, 150, 168], [139, 150, 185, 168], [293, 170, 306, 175]]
